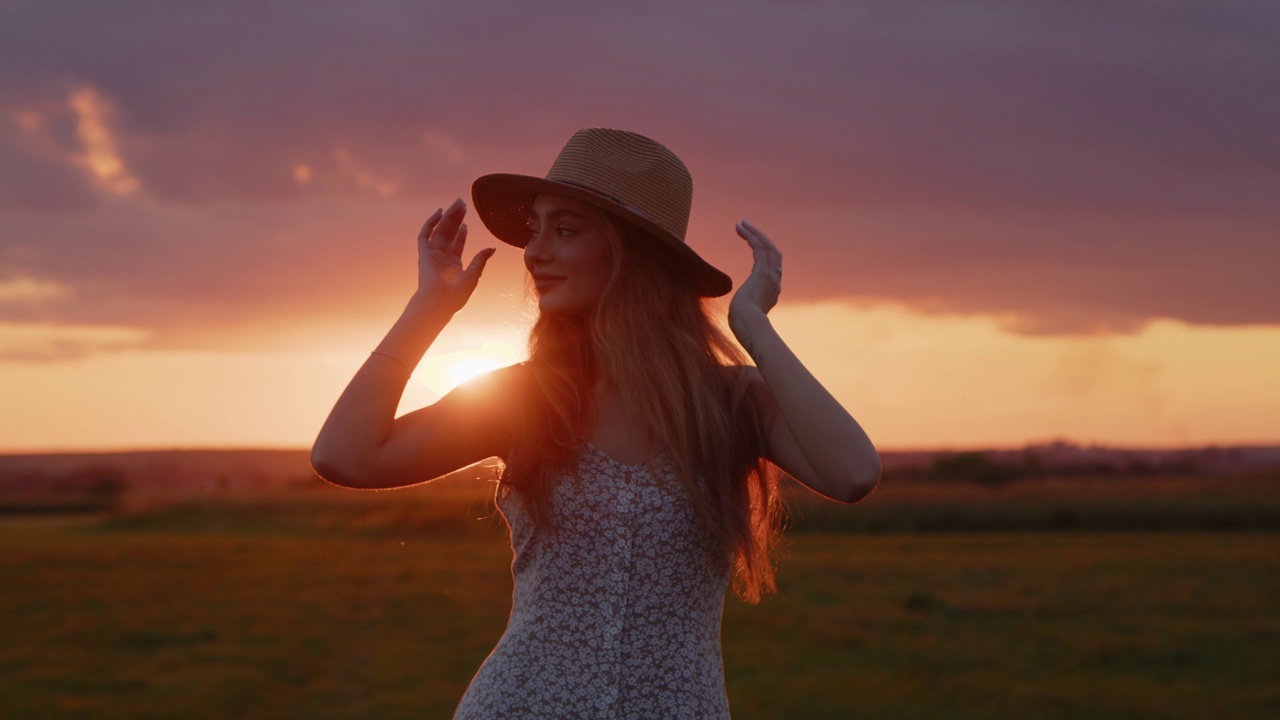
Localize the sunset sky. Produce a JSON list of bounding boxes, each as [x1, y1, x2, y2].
[[1, 1, 1277, 452]]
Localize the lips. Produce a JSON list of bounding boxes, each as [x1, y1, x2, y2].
[[532, 274, 566, 293]]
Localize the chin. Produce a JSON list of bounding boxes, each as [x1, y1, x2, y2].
[[537, 295, 591, 317]]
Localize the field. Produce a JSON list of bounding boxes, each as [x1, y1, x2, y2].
[[2, 452, 1279, 718]]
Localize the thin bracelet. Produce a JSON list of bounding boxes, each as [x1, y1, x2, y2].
[[369, 350, 412, 373]]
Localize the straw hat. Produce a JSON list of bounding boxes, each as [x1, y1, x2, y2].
[[471, 128, 732, 297]]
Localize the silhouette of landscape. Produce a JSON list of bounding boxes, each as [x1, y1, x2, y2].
[[2, 444, 1276, 531]]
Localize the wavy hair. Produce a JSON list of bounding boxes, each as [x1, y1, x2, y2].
[[502, 209, 783, 602]]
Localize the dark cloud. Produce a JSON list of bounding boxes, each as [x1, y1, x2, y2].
[[1, 0, 1277, 347]]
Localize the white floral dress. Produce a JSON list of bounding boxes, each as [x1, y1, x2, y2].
[[453, 442, 732, 719]]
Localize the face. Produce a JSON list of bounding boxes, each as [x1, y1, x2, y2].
[[524, 194, 616, 316]]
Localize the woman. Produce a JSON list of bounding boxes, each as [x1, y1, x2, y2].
[[311, 128, 881, 718]]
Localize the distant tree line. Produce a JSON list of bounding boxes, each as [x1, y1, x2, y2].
[[881, 450, 1209, 487]]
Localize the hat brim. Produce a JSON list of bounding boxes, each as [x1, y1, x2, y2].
[[471, 173, 732, 298]]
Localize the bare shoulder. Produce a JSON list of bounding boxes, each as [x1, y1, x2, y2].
[[437, 360, 535, 406], [369, 362, 536, 486], [408, 361, 535, 444]]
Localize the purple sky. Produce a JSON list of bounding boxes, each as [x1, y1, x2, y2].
[[2, 0, 1277, 357]]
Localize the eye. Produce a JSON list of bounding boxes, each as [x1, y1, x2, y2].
[[556, 226, 577, 237]]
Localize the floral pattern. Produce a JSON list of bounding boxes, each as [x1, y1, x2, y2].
[[453, 442, 732, 719]]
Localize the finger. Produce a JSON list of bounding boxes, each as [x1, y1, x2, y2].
[[464, 247, 497, 279], [741, 220, 779, 257], [737, 221, 770, 270], [430, 198, 467, 249], [418, 208, 444, 242], [742, 220, 783, 272], [736, 220, 765, 253], [449, 223, 469, 259], [735, 220, 763, 245]]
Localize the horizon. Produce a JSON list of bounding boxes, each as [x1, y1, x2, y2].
[[4, 439, 1279, 459]]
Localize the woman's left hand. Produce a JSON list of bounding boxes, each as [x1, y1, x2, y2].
[[729, 220, 783, 341]]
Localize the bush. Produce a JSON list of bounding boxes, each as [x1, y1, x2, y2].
[[928, 452, 1021, 487]]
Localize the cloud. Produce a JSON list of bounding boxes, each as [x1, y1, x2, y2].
[[0, 275, 70, 304], [66, 85, 138, 195], [0, 0, 1276, 350], [0, 321, 147, 361]]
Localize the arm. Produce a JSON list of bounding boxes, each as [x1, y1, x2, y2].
[[729, 220, 881, 503], [311, 198, 508, 489]]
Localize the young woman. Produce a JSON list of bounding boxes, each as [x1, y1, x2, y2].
[[311, 128, 881, 718]]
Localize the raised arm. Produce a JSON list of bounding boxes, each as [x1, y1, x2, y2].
[[729, 220, 881, 503], [311, 198, 512, 489]]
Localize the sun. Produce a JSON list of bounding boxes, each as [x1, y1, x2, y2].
[[447, 354, 503, 388], [412, 339, 524, 398]]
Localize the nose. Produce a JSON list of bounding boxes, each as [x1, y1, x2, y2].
[[524, 228, 552, 266]]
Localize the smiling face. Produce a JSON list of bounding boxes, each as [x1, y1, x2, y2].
[[524, 194, 617, 316]]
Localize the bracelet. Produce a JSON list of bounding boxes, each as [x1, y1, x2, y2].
[[369, 350, 412, 373]]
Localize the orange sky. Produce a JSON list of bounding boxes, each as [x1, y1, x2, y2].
[[1, 2, 1277, 452]]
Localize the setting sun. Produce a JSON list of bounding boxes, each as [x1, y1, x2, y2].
[[448, 355, 502, 387], [413, 339, 524, 398]]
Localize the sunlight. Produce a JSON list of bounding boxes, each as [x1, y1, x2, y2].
[[769, 301, 1280, 448], [447, 355, 502, 388], [413, 339, 524, 398]]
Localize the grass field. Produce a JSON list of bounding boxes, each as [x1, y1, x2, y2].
[[2, 499, 1277, 719]]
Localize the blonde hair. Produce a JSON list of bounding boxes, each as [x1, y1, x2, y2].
[[503, 208, 782, 602]]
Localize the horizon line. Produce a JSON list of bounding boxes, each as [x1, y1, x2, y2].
[[3, 440, 1279, 458]]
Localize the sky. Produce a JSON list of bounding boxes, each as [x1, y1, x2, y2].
[[1, 0, 1277, 452]]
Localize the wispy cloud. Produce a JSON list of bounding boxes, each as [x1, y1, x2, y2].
[[0, 321, 147, 361], [67, 85, 138, 195], [0, 275, 71, 304]]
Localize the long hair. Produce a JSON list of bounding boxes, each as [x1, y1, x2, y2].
[[503, 209, 783, 603]]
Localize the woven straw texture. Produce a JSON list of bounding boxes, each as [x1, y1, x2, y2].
[[471, 128, 731, 297]]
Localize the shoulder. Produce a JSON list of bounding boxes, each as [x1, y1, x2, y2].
[[436, 361, 536, 419], [450, 361, 535, 396], [396, 362, 537, 473]]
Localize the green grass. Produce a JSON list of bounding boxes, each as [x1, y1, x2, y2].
[[1, 513, 1277, 719], [725, 533, 1280, 719]]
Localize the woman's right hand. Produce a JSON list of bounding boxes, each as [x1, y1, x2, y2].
[[415, 198, 496, 315]]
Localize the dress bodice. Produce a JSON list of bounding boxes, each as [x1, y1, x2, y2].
[[453, 442, 732, 719]]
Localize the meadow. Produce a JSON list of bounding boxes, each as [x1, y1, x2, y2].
[[2, 459, 1278, 719]]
